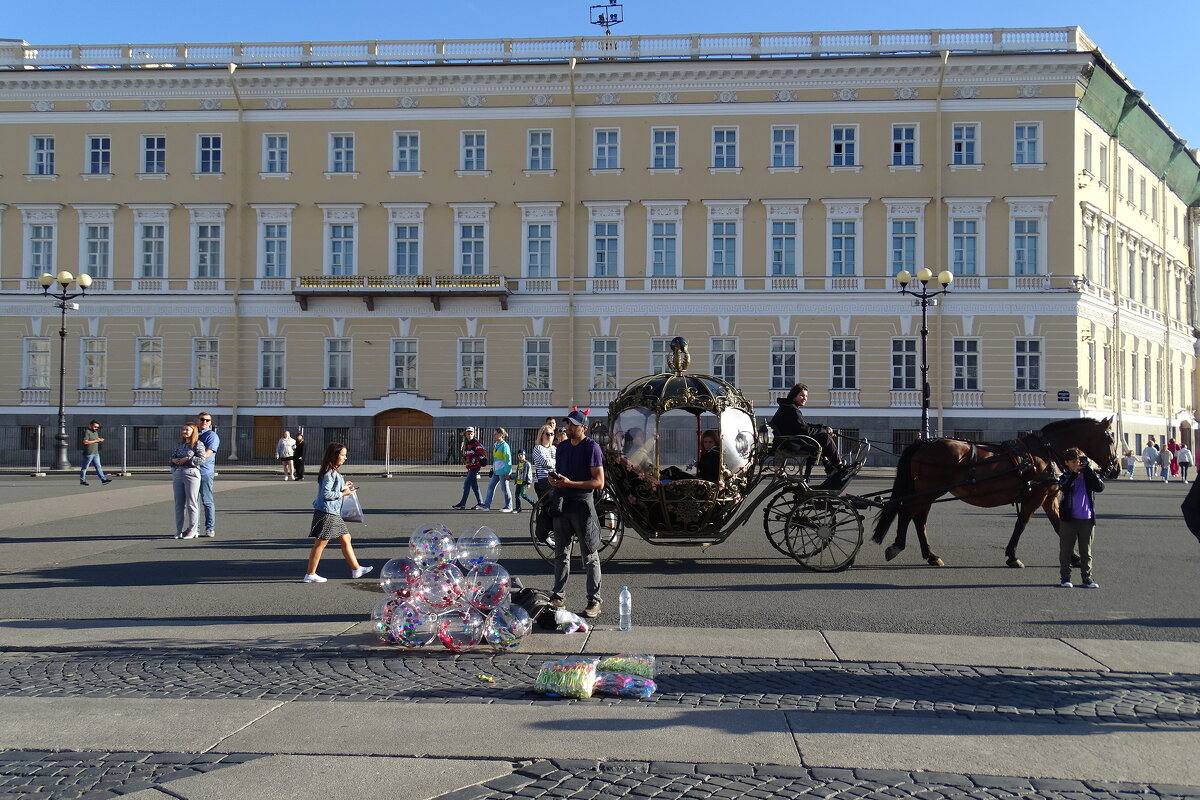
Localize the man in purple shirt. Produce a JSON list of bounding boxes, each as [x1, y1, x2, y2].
[[546, 407, 605, 618], [1056, 447, 1104, 589]]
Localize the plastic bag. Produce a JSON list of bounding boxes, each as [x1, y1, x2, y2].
[[534, 658, 598, 699], [593, 672, 657, 698], [597, 654, 655, 678], [341, 490, 365, 523], [554, 608, 590, 634]]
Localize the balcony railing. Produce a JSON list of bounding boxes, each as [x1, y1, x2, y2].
[[1013, 391, 1046, 408], [20, 388, 49, 406], [77, 389, 107, 406], [829, 389, 861, 407], [257, 389, 286, 406], [952, 391, 984, 408], [133, 389, 162, 406], [890, 390, 920, 407], [324, 389, 353, 407], [456, 390, 488, 407], [294, 274, 509, 310], [191, 388, 219, 406], [522, 389, 553, 406]]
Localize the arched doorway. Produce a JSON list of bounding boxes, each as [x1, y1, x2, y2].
[[374, 408, 433, 462], [1180, 420, 1194, 450]]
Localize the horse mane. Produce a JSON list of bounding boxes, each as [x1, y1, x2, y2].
[[1037, 417, 1099, 436]]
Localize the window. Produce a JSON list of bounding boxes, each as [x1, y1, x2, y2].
[[1151, 187, 1158, 221], [32, 136, 55, 175], [651, 221, 677, 276], [458, 224, 485, 275], [770, 338, 797, 391], [952, 124, 977, 165], [831, 221, 856, 275], [593, 223, 619, 277], [651, 128, 677, 169], [139, 224, 165, 278], [711, 338, 736, 383], [1013, 219, 1039, 274], [329, 133, 355, 173], [389, 224, 420, 276], [193, 338, 218, 389], [951, 219, 978, 275], [260, 339, 285, 389], [262, 223, 289, 278], [594, 129, 619, 169], [592, 340, 617, 389], [1127, 166, 1135, 200], [133, 427, 160, 452], [832, 126, 857, 166], [329, 224, 355, 275], [771, 126, 797, 168], [24, 338, 50, 388], [1139, 178, 1147, 212], [1143, 355, 1152, 402], [197, 134, 222, 173], [81, 338, 107, 390], [710, 221, 737, 276], [136, 338, 163, 389], [459, 339, 485, 390], [29, 224, 55, 276], [391, 339, 417, 391], [953, 340, 979, 391], [525, 224, 552, 278], [326, 339, 351, 390], [891, 339, 917, 390], [1098, 144, 1108, 183], [263, 134, 288, 173], [527, 130, 552, 171], [84, 224, 111, 278], [832, 339, 857, 390], [461, 131, 486, 171], [650, 338, 670, 375], [891, 125, 916, 166], [86, 135, 111, 175], [770, 221, 796, 276], [1013, 123, 1040, 164], [890, 219, 917, 275], [1015, 340, 1041, 391], [713, 127, 738, 168], [1097, 227, 1110, 286], [524, 339, 550, 390], [1083, 132, 1093, 174], [394, 132, 420, 172], [141, 135, 166, 174], [195, 224, 222, 278]]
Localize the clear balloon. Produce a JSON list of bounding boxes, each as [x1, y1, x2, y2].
[[379, 557, 423, 594], [437, 606, 485, 653], [415, 562, 465, 609], [464, 561, 511, 611], [457, 526, 502, 567], [387, 598, 440, 648], [371, 593, 408, 643], [484, 604, 532, 650], [409, 524, 457, 567]]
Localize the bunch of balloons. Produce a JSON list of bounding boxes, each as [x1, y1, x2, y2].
[[370, 524, 531, 653]]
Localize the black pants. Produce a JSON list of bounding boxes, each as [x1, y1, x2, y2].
[[294, 458, 305, 480]]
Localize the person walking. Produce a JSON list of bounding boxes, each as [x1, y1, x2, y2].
[[293, 433, 306, 481], [547, 408, 605, 618], [196, 412, 220, 537], [1176, 444, 1192, 483], [452, 427, 487, 509], [1121, 450, 1137, 480], [303, 442, 372, 583], [1157, 445, 1173, 484], [1141, 441, 1159, 480], [169, 422, 208, 539], [532, 425, 557, 498], [79, 420, 112, 486], [1167, 437, 1181, 480], [276, 430, 297, 480], [511, 449, 535, 512], [1056, 447, 1103, 589], [481, 428, 513, 512]]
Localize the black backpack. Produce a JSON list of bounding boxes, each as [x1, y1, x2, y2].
[[512, 586, 558, 631]]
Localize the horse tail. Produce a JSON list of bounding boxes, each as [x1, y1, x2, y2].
[[872, 440, 921, 543]]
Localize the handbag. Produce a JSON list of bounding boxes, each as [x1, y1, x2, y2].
[[341, 490, 365, 523]]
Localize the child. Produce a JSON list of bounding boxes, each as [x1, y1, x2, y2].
[[1121, 450, 1137, 480], [1056, 447, 1103, 589], [303, 442, 372, 583], [511, 449, 535, 513]]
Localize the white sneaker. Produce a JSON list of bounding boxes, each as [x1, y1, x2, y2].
[[500, 507, 513, 513], [351, 565, 374, 579], [181, 531, 198, 539], [302, 573, 327, 583], [172, 532, 183, 539]]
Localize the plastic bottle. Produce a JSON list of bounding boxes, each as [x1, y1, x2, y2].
[[618, 586, 632, 631]]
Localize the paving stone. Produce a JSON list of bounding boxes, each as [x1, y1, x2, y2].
[[696, 764, 756, 776], [968, 774, 1034, 790]]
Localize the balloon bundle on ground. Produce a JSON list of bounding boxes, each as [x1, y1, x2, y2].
[[534, 654, 657, 700], [371, 524, 531, 652]]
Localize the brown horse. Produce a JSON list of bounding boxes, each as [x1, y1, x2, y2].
[[872, 417, 1120, 567]]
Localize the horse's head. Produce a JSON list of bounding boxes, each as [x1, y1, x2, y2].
[[1042, 416, 1120, 480]]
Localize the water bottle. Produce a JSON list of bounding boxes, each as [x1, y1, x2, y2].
[[618, 586, 632, 631]]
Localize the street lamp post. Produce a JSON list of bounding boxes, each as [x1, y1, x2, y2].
[[895, 267, 953, 440], [37, 270, 91, 472]]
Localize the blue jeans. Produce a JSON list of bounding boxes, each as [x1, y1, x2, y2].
[[79, 454, 107, 483], [457, 469, 482, 506], [484, 472, 511, 509], [198, 471, 215, 532]]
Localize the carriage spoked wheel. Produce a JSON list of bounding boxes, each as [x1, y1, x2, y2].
[[762, 487, 804, 557], [780, 492, 864, 572], [528, 487, 625, 565]]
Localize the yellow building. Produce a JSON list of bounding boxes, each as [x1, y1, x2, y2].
[[0, 27, 1197, 462]]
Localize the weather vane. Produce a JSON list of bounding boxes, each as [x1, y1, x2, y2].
[[590, 0, 624, 35]]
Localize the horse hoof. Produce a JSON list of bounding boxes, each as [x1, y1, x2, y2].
[[1007, 558, 1024, 568], [928, 556, 944, 566], [884, 545, 901, 561]]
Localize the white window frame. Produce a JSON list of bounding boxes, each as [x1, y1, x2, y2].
[[129, 204, 171, 279], [458, 339, 486, 390], [74, 204, 117, 279], [391, 338, 418, 391], [1005, 197, 1051, 278], [252, 204, 296, 279], [1015, 339, 1042, 392], [830, 125, 859, 170], [770, 337, 798, 391], [953, 339, 980, 391], [325, 338, 352, 390], [585, 202, 628, 279], [711, 126, 740, 172], [383, 203, 429, 277], [642, 201, 685, 278], [592, 127, 621, 172], [831, 338, 858, 390], [526, 129, 553, 173], [19, 204, 61, 278], [85, 134, 112, 176], [327, 132, 357, 176], [392, 131, 422, 175], [30, 135, 56, 176], [459, 130, 487, 173], [136, 337, 163, 390], [650, 338, 671, 375], [945, 197, 990, 277], [524, 338, 551, 391], [950, 122, 980, 169], [193, 337, 218, 390], [591, 339, 618, 390], [891, 338, 917, 391], [195, 133, 222, 175], [261, 133, 289, 176], [259, 338, 286, 390], [884, 198, 929, 276], [450, 203, 494, 276], [890, 123, 919, 170], [769, 125, 799, 171], [704, 201, 748, 279], [711, 338, 737, 384], [822, 198, 867, 277], [763, 200, 806, 279], [319, 204, 362, 276], [140, 134, 167, 176], [517, 203, 560, 280], [1012, 122, 1044, 169], [81, 337, 107, 390], [650, 127, 678, 172], [24, 337, 51, 389], [185, 204, 228, 280]]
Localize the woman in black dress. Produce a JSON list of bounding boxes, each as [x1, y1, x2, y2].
[[293, 433, 306, 481]]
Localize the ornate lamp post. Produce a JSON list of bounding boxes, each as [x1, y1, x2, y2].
[[895, 267, 953, 440], [37, 270, 91, 471]]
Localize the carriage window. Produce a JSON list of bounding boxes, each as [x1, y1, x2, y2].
[[719, 407, 755, 474], [613, 409, 657, 472], [657, 409, 717, 477]]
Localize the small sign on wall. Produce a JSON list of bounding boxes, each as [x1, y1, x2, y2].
[[1057, 390, 1071, 402]]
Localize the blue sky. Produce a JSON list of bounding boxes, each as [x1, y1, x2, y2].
[[5, 0, 1196, 143]]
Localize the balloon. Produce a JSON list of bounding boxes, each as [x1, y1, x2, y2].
[[437, 606, 485, 653], [415, 562, 465, 609], [387, 598, 440, 648], [464, 561, 511, 611], [457, 526, 502, 567], [379, 557, 423, 594], [371, 593, 408, 643], [409, 525, 457, 567], [484, 604, 532, 650]]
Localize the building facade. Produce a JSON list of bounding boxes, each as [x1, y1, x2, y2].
[[0, 28, 1197, 463]]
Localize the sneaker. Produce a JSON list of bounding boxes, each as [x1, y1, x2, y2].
[[499, 507, 513, 513], [202, 530, 215, 538], [451, 504, 466, 510], [101, 479, 112, 485], [1059, 580, 1073, 588], [582, 599, 602, 619], [351, 565, 374, 579], [515, 508, 523, 514], [173, 532, 183, 539], [472, 504, 487, 511], [1081, 579, 1100, 589], [182, 531, 199, 539], [550, 596, 566, 609], [80, 481, 89, 486], [302, 574, 327, 583]]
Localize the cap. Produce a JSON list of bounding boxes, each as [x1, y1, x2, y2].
[[516, 449, 526, 455], [565, 407, 590, 427], [464, 426, 476, 433]]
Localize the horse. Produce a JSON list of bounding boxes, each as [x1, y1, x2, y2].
[[871, 417, 1120, 567]]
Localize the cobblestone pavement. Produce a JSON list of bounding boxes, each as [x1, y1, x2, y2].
[[0, 749, 263, 799], [1, 649, 1197, 728]]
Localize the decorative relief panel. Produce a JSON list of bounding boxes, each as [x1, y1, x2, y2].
[[954, 86, 980, 99], [186, 205, 228, 223], [31, 100, 54, 112], [1017, 85, 1043, 98], [713, 90, 738, 103], [832, 88, 859, 101], [946, 201, 989, 216], [384, 204, 428, 223], [331, 96, 354, 109], [264, 97, 287, 109], [529, 93, 554, 106], [142, 98, 166, 111], [652, 91, 677, 104], [396, 96, 419, 108], [595, 93, 620, 105], [74, 206, 117, 224], [773, 90, 796, 102], [85, 99, 111, 111], [253, 206, 295, 224], [198, 98, 222, 110], [320, 206, 360, 222], [461, 94, 486, 107], [519, 204, 559, 221], [452, 205, 492, 222], [19, 206, 60, 223]]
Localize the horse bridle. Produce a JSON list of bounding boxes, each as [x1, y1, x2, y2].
[[1033, 425, 1119, 476]]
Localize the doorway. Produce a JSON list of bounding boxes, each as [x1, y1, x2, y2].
[[374, 408, 433, 462]]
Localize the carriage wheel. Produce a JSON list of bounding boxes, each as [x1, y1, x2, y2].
[[528, 489, 625, 565], [762, 488, 802, 556], [781, 494, 864, 572]]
